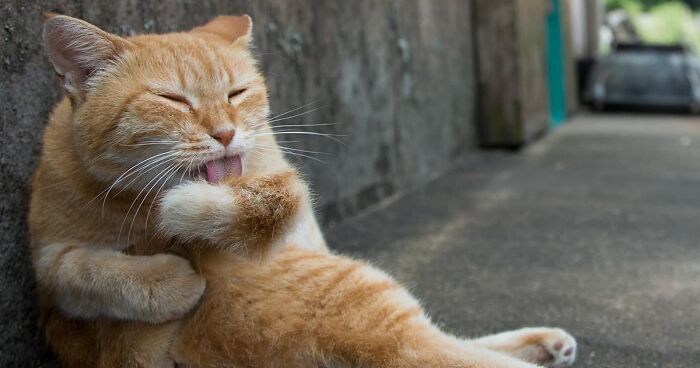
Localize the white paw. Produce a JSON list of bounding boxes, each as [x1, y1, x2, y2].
[[158, 181, 236, 241], [537, 328, 576, 367]]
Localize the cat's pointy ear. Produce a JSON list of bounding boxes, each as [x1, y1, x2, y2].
[[193, 15, 253, 46], [43, 14, 131, 100]]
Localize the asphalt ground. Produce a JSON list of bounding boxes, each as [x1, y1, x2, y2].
[[328, 113, 700, 367]]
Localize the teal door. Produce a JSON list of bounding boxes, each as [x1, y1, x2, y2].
[[546, 0, 567, 127]]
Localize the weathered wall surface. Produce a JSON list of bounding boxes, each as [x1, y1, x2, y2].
[[474, 0, 550, 147], [0, 1, 475, 366], [473, 0, 521, 146], [516, 0, 550, 141]]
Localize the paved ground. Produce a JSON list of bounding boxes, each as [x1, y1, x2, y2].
[[327, 113, 700, 367]]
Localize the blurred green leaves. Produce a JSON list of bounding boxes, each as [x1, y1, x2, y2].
[[605, 0, 700, 11], [605, 0, 700, 52]]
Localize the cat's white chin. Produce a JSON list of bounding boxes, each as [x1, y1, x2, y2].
[[204, 155, 242, 183]]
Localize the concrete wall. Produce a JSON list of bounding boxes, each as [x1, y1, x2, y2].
[[0, 1, 475, 366], [473, 0, 521, 146], [474, 0, 550, 147], [561, 0, 580, 114], [516, 0, 551, 140]]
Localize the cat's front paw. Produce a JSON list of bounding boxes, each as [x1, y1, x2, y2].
[[225, 171, 303, 230], [128, 254, 206, 323], [158, 181, 236, 241]]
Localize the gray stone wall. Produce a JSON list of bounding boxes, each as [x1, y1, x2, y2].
[[474, 0, 550, 147], [515, 0, 550, 140], [473, 0, 520, 146], [0, 1, 475, 366]]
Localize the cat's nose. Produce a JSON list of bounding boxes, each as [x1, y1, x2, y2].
[[211, 129, 235, 146]]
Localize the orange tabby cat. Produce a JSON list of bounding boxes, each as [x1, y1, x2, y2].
[[30, 14, 577, 368]]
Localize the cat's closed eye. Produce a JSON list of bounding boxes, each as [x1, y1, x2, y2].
[[155, 92, 192, 111], [228, 88, 248, 102]]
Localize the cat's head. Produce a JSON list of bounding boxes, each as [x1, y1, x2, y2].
[[43, 14, 277, 191]]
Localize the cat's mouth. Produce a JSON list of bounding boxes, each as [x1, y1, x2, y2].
[[198, 155, 242, 183]]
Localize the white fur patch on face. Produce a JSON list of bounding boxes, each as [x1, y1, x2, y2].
[[158, 181, 236, 243], [227, 129, 255, 156]]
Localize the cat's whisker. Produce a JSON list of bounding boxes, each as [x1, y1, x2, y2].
[[100, 153, 180, 214], [109, 156, 179, 201], [256, 143, 329, 156], [114, 153, 178, 184], [121, 161, 180, 245], [91, 151, 110, 163], [143, 161, 186, 237], [122, 141, 178, 147], [266, 107, 321, 124], [252, 131, 347, 146], [252, 131, 345, 138], [129, 139, 178, 143], [265, 123, 337, 130], [84, 151, 178, 211], [274, 140, 302, 144], [246, 149, 268, 163], [106, 151, 178, 187], [179, 156, 196, 185], [117, 159, 179, 218], [119, 162, 175, 243], [267, 101, 321, 122], [254, 145, 326, 164]]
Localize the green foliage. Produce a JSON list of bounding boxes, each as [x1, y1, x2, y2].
[[606, 0, 700, 52], [606, 0, 660, 11], [635, 2, 698, 46], [606, 0, 700, 10]]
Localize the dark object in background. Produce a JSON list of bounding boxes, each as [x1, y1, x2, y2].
[[585, 43, 700, 113], [577, 57, 596, 105]]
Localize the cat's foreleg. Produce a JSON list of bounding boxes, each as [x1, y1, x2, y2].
[[471, 327, 577, 367], [34, 243, 205, 323], [158, 170, 305, 255]]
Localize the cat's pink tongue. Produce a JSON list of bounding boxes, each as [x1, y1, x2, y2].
[[205, 155, 242, 183]]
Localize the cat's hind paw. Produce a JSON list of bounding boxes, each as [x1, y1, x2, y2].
[[474, 326, 576, 367], [532, 328, 576, 367]]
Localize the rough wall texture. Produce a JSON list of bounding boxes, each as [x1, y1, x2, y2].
[[515, 0, 550, 141], [0, 1, 475, 366], [473, 0, 520, 146], [474, 0, 550, 147]]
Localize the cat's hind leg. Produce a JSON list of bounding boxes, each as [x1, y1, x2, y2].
[[471, 327, 577, 367], [172, 248, 550, 368]]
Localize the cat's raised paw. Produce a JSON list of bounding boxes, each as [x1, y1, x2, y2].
[[158, 182, 236, 241]]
